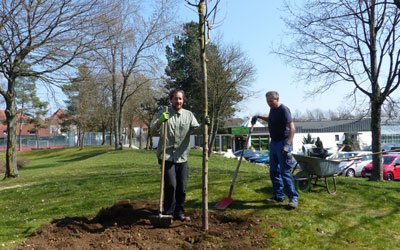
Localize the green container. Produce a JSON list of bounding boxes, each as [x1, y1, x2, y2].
[[232, 127, 250, 135]]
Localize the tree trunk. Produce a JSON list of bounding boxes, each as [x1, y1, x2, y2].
[[36, 130, 39, 149], [18, 116, 22, 151], [139, 126, 142, 149], [111, 64, 120, 150], [369, 1, 383, 181], [109, 126, 113, 145], [198, 0, 209, 231], [77, 127, 81, 147], [146, 133, 152, 150], [116, 104, 123, 150], [370, 100, 383, 181], [208, 110, 220, 157], [4, 94, 18, 178], [101, 125, 106, 145], [79, 131, 85, 150], [112, 90, 119, 149], [209, 119, 221, 156], [128, 124, 133, 148]]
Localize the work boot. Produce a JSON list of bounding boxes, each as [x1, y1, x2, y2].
[[266, 196, 284, 204], [173, 213, 191, 222], [287, 199, 298, 209]]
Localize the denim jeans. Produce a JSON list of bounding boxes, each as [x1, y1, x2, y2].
[[269, 140, 298, 201]]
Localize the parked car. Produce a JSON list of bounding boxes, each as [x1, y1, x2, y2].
[[248, 150, 270, 164], [328, 151, 357, 174], [328, 151, 360, 160], [233, 149, 260, 160], [361, 154, 400, 180], [343, 152, 372, 177], [329, 151, 370, 175]]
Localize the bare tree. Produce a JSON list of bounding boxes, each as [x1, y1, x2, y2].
[[93, 0, 178, 150], [124, 79, 161, 149], [207, 43, 255, 156], [276, 0, 400, 181], [93, 73, 113, 145], [0, 0, 102, 178]]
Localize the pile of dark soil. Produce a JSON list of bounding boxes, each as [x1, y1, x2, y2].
[[18, 200, 267, 249]]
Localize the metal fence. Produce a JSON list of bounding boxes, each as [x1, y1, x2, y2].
[[0, 131, 149, 151]]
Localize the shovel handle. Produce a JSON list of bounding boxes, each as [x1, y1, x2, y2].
[[159, 106, 168, 214], [228, 125, 254, 195]]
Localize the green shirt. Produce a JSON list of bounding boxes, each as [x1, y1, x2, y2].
[[151, 107, 200, 163]]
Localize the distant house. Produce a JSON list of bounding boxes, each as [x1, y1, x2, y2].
[[47, 108, 68, 135], [0, 110, 50, 137], [0, 109, 69, 150]]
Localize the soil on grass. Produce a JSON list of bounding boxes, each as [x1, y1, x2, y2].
[[18, 200, 267, 249]]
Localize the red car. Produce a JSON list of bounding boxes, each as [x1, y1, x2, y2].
[[361, 154, 400, 180]]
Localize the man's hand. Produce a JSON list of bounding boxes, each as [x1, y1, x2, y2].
[[251, 115, 258, 125], [158, 112, 169, 123], [283, 144, 292, 154]]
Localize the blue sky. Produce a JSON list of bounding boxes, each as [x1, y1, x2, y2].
[[39, 0, 354, 118], [178, 0, 355, 119]]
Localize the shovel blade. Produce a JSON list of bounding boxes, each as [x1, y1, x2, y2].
[[215, 197, 233, 210], [149, 214, 173, 228]]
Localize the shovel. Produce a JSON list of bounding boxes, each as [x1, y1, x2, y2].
[[149, 106, 173, 227], [215, 125, 254, 210]]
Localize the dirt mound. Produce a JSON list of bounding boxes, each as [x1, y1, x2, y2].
[[18, 200, 267, 249]]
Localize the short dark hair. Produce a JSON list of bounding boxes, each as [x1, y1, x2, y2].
[[169, 89, 185, 100], [266, 91, 279, 99]]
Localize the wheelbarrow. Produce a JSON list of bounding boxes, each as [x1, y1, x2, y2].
[[292, 154, 344, 194]]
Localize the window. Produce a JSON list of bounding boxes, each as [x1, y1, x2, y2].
[[335, 134, 339, 141]]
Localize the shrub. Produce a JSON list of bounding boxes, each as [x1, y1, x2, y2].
[[1, 158, 30, 172], [17, 158, 31, 169]]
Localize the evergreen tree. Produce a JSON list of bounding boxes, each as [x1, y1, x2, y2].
[[342, 135, 353, 152], [315, 137, 323, 148], [63, 64, 104, 148], [302, 133, 315, 144], [165, 22, 202, 113], [165, 22, 255, 155], [15, 77, 48, 150]]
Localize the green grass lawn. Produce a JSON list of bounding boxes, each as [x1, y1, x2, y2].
[[0, 146, 399, 249]]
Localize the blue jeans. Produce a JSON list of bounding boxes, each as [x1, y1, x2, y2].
[[269, 140, 298, 201]]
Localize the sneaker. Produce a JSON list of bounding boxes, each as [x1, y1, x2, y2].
[[287, 200, 298, 209], [266, 197, 284, 203]]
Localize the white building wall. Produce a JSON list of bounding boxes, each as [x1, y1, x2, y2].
[[293, 132, 341, 153], [357, 132, 372, 149], [293, 131, 372, 153]]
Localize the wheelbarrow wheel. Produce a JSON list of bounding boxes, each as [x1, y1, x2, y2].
[[324, 176, 337, 195], [295, 178, 311, 192], [294, 171, 311, 192]]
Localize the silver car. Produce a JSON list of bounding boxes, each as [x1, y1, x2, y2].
[[328, 151, 372, 176], [343, 152, 372, 177]]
